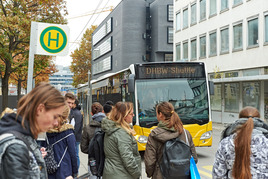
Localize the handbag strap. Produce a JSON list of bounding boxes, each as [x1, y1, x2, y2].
[[51, 133, 74, 146], [183, 128, 194, 158], [57, 146, 68, 167], [183, 128, 189, 146]]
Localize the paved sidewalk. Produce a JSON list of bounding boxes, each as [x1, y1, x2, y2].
[[77, 148, 149, 179], [78, 148, 88, 176], [212, 122, 227, 131]]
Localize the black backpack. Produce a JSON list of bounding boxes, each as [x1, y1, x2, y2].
[[160, 129, 192, 179], [88, 127, 105, 177]]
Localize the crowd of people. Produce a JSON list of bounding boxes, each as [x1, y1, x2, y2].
[[0, 82, 267, 179]]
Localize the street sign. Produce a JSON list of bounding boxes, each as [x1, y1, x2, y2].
[[27, 22, 70, 93], [36, 22, 69, 56]]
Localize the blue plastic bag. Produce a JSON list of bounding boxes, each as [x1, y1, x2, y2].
[[190, 156, 201, 179]]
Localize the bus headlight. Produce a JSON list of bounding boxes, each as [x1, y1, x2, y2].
[[137, 135, 148, 143], [200, 131, 212, 140]]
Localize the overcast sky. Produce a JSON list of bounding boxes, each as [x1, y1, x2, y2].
[[55, 0, 122, 67]]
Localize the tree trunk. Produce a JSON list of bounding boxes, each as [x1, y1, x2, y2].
[[17, 79, 22, 102], [1, 62, 11, 112], [1, 73, 9, 111]]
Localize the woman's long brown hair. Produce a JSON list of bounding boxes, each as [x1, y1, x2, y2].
[[156, 101, 183, 134], [16, 82, 65, 139], [232, 106, 260, 179]]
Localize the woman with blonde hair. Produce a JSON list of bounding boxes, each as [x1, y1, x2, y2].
[[213, 106, 268, 179], [43, 105, 78, 179], [144, 101, 197, 179], [0, 82, 66, 179], [101, 101, 141, 179]]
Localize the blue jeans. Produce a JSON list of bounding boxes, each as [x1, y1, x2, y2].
[[76, 142, 80, 170]]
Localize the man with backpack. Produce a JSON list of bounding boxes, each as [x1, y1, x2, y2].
[[144, 102, 198, 179], [80, 102, 106, 178]]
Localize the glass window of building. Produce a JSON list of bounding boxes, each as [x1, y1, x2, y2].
[[92, 18, 112, 45], [233, 23, 243, 50], [243, 69, 259, 76], [248, 18, 258, 47], [265, 15, 268, 43], [224, 83, 239, 112], [211, 84, 221, 111], [221, 0, 228, 11], [168, 5, 173, 21], [209, 32, 217, 56], [210, 0, 217, 16], [233, 0, 242, 6], [225, 71, 238, 78], [176, 12, 181, 31], [92, 56, 112, 75], [183, 41, 188, 61], [200, 0, 206, 21], [220, 28, 229, 53], [264, 67, 268, 74], [183, 8, 188, 29], [176, 43, 181, 61], [191, 3, 197, 25], [191, 39, 197, 60], [242, 82, 260, 110], [165, 54, 173, 61], [168, 27, 173, 43], [200, 35, 206, 58], [93, 37, 112, 60]]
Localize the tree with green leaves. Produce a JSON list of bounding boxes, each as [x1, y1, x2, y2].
[[70, 25, 97, 87], [0, 0, 68, 110]]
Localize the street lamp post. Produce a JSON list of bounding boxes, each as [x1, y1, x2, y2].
[[87, 70, 92, 123]]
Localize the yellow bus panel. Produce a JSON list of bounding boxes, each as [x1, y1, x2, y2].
[[183, 121, 212, 147], [133, 121, 212, 151]]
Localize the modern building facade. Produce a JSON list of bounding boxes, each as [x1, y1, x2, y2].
[[49, 65, 76, 95], [174, 0, 268, 123], [91, 0, 173, 80]]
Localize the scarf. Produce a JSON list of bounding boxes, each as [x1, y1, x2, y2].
[[221, 118, 268, 140]]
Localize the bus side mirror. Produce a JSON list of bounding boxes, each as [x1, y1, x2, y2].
[[209, 81, 214, 95], [128, 74, 135, 93]]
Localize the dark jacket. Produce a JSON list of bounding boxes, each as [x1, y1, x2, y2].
[[144, 121, 197, 179], [80, 112, 105, 165], [43, 124, 78, 179], [101, 118, 141, 179], [0, 113, 47, 179], [70, 108, 83, 142]]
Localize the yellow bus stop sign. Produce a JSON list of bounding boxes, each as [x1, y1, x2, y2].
[[27, 22, 69, 93]]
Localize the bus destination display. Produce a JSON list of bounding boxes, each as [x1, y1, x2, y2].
[[135, 63, 206, 79]]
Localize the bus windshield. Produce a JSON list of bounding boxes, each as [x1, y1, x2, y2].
[[136, 78, 209, 128]]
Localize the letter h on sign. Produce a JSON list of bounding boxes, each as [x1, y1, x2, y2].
[[48, 32, 59, 47]]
